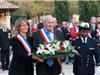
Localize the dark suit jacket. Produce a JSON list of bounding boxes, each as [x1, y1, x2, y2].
[[38, 23, 44, 29], [0, 29, 10, 50], [91, 30, 100, 40], [72, 37, 100, 75], [33, 28, 64, 75], [90, 23, 96, 32], [9, 37, 34, 75], [61, 27, 71, 40], [91, 30, 100, 48]]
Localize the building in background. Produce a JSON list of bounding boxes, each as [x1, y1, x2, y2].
[[0, 0, 19, 29]]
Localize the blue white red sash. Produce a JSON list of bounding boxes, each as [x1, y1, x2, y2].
[[40, 28, 62, 66], [16, 34, 31, 56], [40, 27, 51, 44], [97, 29, 100, 35]]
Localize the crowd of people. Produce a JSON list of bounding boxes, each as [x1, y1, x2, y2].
[[0, 15, 100, 75]]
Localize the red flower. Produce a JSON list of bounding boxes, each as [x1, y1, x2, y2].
[[44, 47, 48, 50], [60, 45, 65, 51]]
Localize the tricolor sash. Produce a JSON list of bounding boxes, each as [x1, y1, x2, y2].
[[97, 29, 100, 36], [40, 27, 51, 44], [40, 28, 62, 66], [16, 34, 31, 56]]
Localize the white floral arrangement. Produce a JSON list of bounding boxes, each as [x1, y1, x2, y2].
[[32, 40, 78, 59]]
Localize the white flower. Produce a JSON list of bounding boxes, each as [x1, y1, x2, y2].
[[48, 47, 55, 54], [36, 47, 43, 54], [36, 47, 50, 54], [63, 41, 69, 49], [46, 44, 55, 54], [42, 50, 50, 54], [39, 44, 44, 50]]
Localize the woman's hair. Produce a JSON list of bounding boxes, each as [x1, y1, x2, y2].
[[11, 18, 30, 37]]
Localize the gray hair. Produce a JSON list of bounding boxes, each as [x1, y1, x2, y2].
[[11, 18, 30, 37], [91, 16, 96, 20]]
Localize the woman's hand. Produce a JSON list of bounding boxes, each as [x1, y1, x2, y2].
[[32, 56, 44, 62]]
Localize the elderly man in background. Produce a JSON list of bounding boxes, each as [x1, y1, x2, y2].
[[90, 16, 97, 32]]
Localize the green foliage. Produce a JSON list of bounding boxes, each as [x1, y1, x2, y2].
[[79, 1, 99, 22], [69, 1, 79, 14], [8, 1, 54, 24], [54, 1, 70, 23]]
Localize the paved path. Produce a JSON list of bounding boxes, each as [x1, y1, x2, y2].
[[0, 63, 100, 75]]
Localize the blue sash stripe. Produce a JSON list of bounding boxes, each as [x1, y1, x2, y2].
[[43, 27, 51, 40], [19, 34, 31, 50]]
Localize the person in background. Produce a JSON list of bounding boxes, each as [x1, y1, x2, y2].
[[9, 18, 43, 75], [90, 16, 97, 32], [0, 22, 10, 71], [91, 22, 100, 48], [27, 18, 33, 36], [32, 24, 38, 33], [96, 16, 100, 23], [33, 15, 64, 75], [72, 22, 100, 75], [0, 26, 1, 63], [70, 20, 79, 40], [61, 21, 71, 40], [55, 23, 62, 31], [38, 16, 46, 29]]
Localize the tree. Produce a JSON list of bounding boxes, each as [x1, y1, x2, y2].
[[54, 1, 70, 23], [79, 0, 99, 22], [8, 1, 54, 24]]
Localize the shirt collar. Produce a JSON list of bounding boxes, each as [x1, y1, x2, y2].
[[80, 36, 88, 43]]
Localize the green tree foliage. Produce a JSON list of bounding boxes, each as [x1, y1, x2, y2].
[[54, 1, 70, 23], [79, 0, 99, 22], [8, 1, 54, 24], [69, 1, 79, 15]]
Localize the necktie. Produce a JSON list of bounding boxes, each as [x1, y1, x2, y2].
[[83, 38, 85, 43], [46, 32, 54, 67], [47, 58, 54, 67]]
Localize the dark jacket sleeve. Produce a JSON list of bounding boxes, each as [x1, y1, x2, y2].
[[93, 39, 100, 65], [56, 29, 65, 41], [91, 31, 96, 39], [33, 31, 40, 52]]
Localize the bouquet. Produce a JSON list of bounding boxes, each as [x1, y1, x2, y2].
[[32, 40, 78, 59]]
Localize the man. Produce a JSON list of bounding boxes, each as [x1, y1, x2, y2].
[[0, 24, 10, 70], [38, 16, 46, 29], [61, 21, 71, 40], [90, 16, 97, 32], [33, 15, 64, 75], [72, 22, 100, 75]]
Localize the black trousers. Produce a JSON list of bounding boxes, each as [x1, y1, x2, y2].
[[36, 61, 61, 75], [1, 50, 10, 70]]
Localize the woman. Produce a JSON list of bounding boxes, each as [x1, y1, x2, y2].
[[9, 18, 43, 75]]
